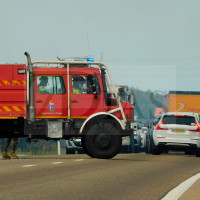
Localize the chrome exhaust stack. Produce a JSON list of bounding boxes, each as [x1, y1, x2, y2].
[[24, 52, 35, 122]]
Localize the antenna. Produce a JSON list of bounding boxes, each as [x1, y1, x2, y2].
[[87, 32, 91, 56], [100, 52, 104, 62]]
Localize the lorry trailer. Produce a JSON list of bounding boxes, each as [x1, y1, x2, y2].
[[0, 52, 134, 159], [163, 91, 200, 119]]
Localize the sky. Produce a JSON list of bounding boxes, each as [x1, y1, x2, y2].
[[1, 0, 200, 93]]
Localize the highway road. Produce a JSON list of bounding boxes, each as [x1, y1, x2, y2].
[[0, 152, 200, 200]]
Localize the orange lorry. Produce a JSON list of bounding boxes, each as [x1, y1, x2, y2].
[[163, 91, 200, 118]]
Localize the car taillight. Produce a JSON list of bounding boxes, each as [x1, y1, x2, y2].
[[189, 122, 200, 132], [155, 121, 168, 130]]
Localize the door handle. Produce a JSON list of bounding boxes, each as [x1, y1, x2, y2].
[[36, 100, 43, 103], [71, 100, 78, 103]]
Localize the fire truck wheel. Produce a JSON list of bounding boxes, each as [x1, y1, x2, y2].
[[84, 122, 122, 159], [81, 136, 95, 158]]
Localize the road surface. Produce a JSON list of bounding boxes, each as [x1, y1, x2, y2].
[[0, 152, 200, 200]]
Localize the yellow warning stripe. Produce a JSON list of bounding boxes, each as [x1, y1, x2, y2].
[[2, 80, 11, 86], [36, 116, 69, 119], [71, 116, 87, 119], [0, 116, 27, 119], [12, 106, 21, 112], [3, 106, 12, 112], [22, 80, 27, 85], [22, 106, 26, 110], [0, 80, 26, 86], [0, 117, 18, 119], [12, 80, 21, 85], [0, 106, 25, 112]]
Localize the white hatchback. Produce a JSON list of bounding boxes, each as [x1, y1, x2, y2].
[[152, 112, 200, 157]]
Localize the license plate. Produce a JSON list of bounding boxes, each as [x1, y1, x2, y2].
[[173, 129, 185, 133]]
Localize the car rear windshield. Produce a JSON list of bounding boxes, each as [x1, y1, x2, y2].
[[162, 115, 195, 125]]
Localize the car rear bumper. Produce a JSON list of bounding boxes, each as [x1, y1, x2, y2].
[[158, 142, 197, 151], [154, 136, 200, 148]]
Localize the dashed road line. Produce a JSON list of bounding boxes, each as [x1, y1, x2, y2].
[[22, 165, 36, 168], [74, 159, 84, 162], [51, 162, 63, 165], [161, 172, 200, 200], [20, 159, 84, 168]]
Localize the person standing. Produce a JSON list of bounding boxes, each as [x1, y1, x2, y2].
[[2, 138, 19, 159]]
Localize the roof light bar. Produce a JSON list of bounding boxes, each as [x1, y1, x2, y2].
[[87, 58, 94, 62]]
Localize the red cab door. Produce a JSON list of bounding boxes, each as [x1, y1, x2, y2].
[[70, 74, 104, 118], [34, 75, 68, 118]]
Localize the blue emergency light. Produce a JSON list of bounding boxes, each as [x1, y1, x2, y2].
[[87, 58, 94, 62]]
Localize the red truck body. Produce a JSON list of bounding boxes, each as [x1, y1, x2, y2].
[[0, 65, 133, 121], [0, 64, 27, 119], [0, 55, 134, 159]]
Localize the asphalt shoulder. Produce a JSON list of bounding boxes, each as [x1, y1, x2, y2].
[[179, 179, 200, 200]]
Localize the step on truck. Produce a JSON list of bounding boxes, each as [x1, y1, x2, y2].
[[0, 52, 134, 159]]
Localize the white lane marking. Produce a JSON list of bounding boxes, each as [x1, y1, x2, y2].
[[51, 162, 63, 165], [161, 172, 200, 200], [74, 159, 84, 162], [22, 165, 36, 168]]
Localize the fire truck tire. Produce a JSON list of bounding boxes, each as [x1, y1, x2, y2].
[[81, 136, 95, 158], [84, 122, 122, 159]]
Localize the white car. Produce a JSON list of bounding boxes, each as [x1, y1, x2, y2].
[[133, 129, 142, 152], [121, 136, 133, 153], [150, 112, 200, 157]]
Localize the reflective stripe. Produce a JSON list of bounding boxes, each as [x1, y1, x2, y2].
[[22, 106, 26, 110], [12, 80, 21, 85], [0, 106, 25, 112], [2, 80, 11, 85], [36, 116, 68, 119], [71, 116, 87, 119], [0, 117, 18, 119], [3, 106, 11, 112], [73, 88, 81, 94], [22, 80, 27, 85], [0, 80, 26, 86], [12, 106, 21, 112]]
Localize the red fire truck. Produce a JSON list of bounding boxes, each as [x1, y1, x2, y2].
[[0, 52, 134, 159]]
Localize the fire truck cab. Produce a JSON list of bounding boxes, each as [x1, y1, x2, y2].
[[0, 52, 134, 159]]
